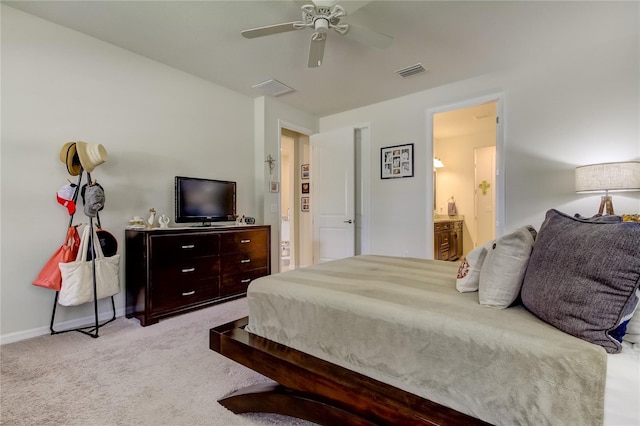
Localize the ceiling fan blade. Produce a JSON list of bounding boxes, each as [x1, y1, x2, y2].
[[345, 23, 393, 49], [337, 1, 371, 15], [295, 0, 370, 13], [295, 0, 338, 8], [308, 36, 326, 68], [241, 22, 299, 39]]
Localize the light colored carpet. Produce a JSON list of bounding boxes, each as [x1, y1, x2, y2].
[[0, 298, 314, 425]]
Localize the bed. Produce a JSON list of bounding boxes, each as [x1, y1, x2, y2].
[[210, 210, 640, 425]]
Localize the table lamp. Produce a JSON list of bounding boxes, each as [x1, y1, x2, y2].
[[575, 161, 640, 215]]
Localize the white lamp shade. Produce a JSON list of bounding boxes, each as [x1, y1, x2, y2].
[[575, 161, 640, 193]]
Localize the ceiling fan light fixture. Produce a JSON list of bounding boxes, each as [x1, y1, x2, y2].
[[334, 24, 349, 35], [251, 79, 295, 97], [315, 18, 329, 33]]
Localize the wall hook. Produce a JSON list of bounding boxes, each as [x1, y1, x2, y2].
[[265, 154, 276, 174]]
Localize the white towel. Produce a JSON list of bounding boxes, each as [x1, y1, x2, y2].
[[448, 201, 457, 216]]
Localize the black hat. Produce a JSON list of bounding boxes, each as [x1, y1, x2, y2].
[[96, 229, 118, 257], [87, 228, 118, 259]]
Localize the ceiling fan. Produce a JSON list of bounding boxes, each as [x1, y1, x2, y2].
[[241, 0, 393, 68]]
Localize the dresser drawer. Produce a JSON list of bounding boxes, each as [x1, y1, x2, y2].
[[220, 250, 268, 274], [150, 233, 219, 262], [220, 268, 268, 296], [434, 222, 451, 232], [150, 256, 220, 282], [151, 277, 220, 313], [220, 229, 268, 254]]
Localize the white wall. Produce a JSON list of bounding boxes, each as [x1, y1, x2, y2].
[[320, 34, 640, 258], [0, 6, 259, 339], [297, 135, 313, 267]]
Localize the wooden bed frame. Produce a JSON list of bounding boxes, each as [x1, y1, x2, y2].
[[210, 317, 490, 426]]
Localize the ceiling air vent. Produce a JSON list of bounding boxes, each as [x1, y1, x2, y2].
[[251, 79, 295, 97], [395, 63, 427, 78]]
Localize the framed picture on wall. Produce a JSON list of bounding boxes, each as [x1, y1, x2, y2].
[[301, 164, 310, 179], [301, 182, 310, 194], [381, 143, 414, 179], [269, 181, 279, 193], [301, 196, 310, 212]]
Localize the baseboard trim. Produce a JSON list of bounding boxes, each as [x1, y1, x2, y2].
[[0, 307, 126, 345]]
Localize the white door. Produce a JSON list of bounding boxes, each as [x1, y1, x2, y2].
[[311, 127, 356, 263], [474, 146, 496, 247]]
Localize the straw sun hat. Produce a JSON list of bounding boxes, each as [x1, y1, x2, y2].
[[59, 142, 82, 176], [59, 142, 108, 175], [76, 141, 108, 173]]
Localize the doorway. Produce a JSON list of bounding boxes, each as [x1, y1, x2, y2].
[[430, 96, 503, 258], [279, 127, 312, 272], [311, 125, 371, 263], [279, 124, 370, 268]]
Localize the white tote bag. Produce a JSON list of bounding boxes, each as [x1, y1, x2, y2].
[[58, 224, 120, 306]]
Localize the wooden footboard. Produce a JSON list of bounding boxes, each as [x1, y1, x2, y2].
[[210, 317, 489, 426]]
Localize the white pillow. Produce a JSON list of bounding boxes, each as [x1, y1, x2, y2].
[[479, 225, 537, 309], [456, 242, 491, 293]]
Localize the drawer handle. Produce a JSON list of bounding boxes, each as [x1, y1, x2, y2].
[[182, 291, 195, 296], [240, 259, 251, 264], [241, 279, 251, 283], [181, 244, 195, 249], [182, 267, 195, 273], [240, 239, 251, 243]]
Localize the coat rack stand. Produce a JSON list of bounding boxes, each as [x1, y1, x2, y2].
[[49, 170, 116, 338]]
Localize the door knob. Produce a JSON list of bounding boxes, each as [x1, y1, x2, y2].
[[344, 219, 354, 224]]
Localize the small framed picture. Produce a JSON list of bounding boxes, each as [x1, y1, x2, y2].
[[301, 196, 310, 212], [269, 181, 279, 193], [381, 143, 414, 179], [301, 164, 310, 179], [301, 182, 310, 194]]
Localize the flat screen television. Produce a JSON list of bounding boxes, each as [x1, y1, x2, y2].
[[175, 176, 236, 225]]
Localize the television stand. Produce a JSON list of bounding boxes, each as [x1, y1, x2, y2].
[[193, 222, 237, 227], [125, 225, 271, 326]]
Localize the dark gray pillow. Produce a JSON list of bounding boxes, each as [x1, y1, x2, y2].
[[521, 209, 640, 353], [573, 213, 623, 223]]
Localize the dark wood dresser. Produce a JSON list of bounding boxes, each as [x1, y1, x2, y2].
[[125, 225, 270, 326], [434, 220, 463, 261]]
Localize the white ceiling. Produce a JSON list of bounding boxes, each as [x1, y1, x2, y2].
[[3, 0, 638, 120]]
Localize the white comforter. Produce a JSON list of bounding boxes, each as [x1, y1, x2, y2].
[[605, 341, 640, 425], [246, 255, 638, 426]]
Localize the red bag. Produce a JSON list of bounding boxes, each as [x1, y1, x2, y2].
[[33, 226, 81, 291]]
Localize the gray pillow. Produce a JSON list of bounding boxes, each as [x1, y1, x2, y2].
[[521, 209, 640, 354], [573, 213, 622, 223], [478, 226, 537, 308]]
